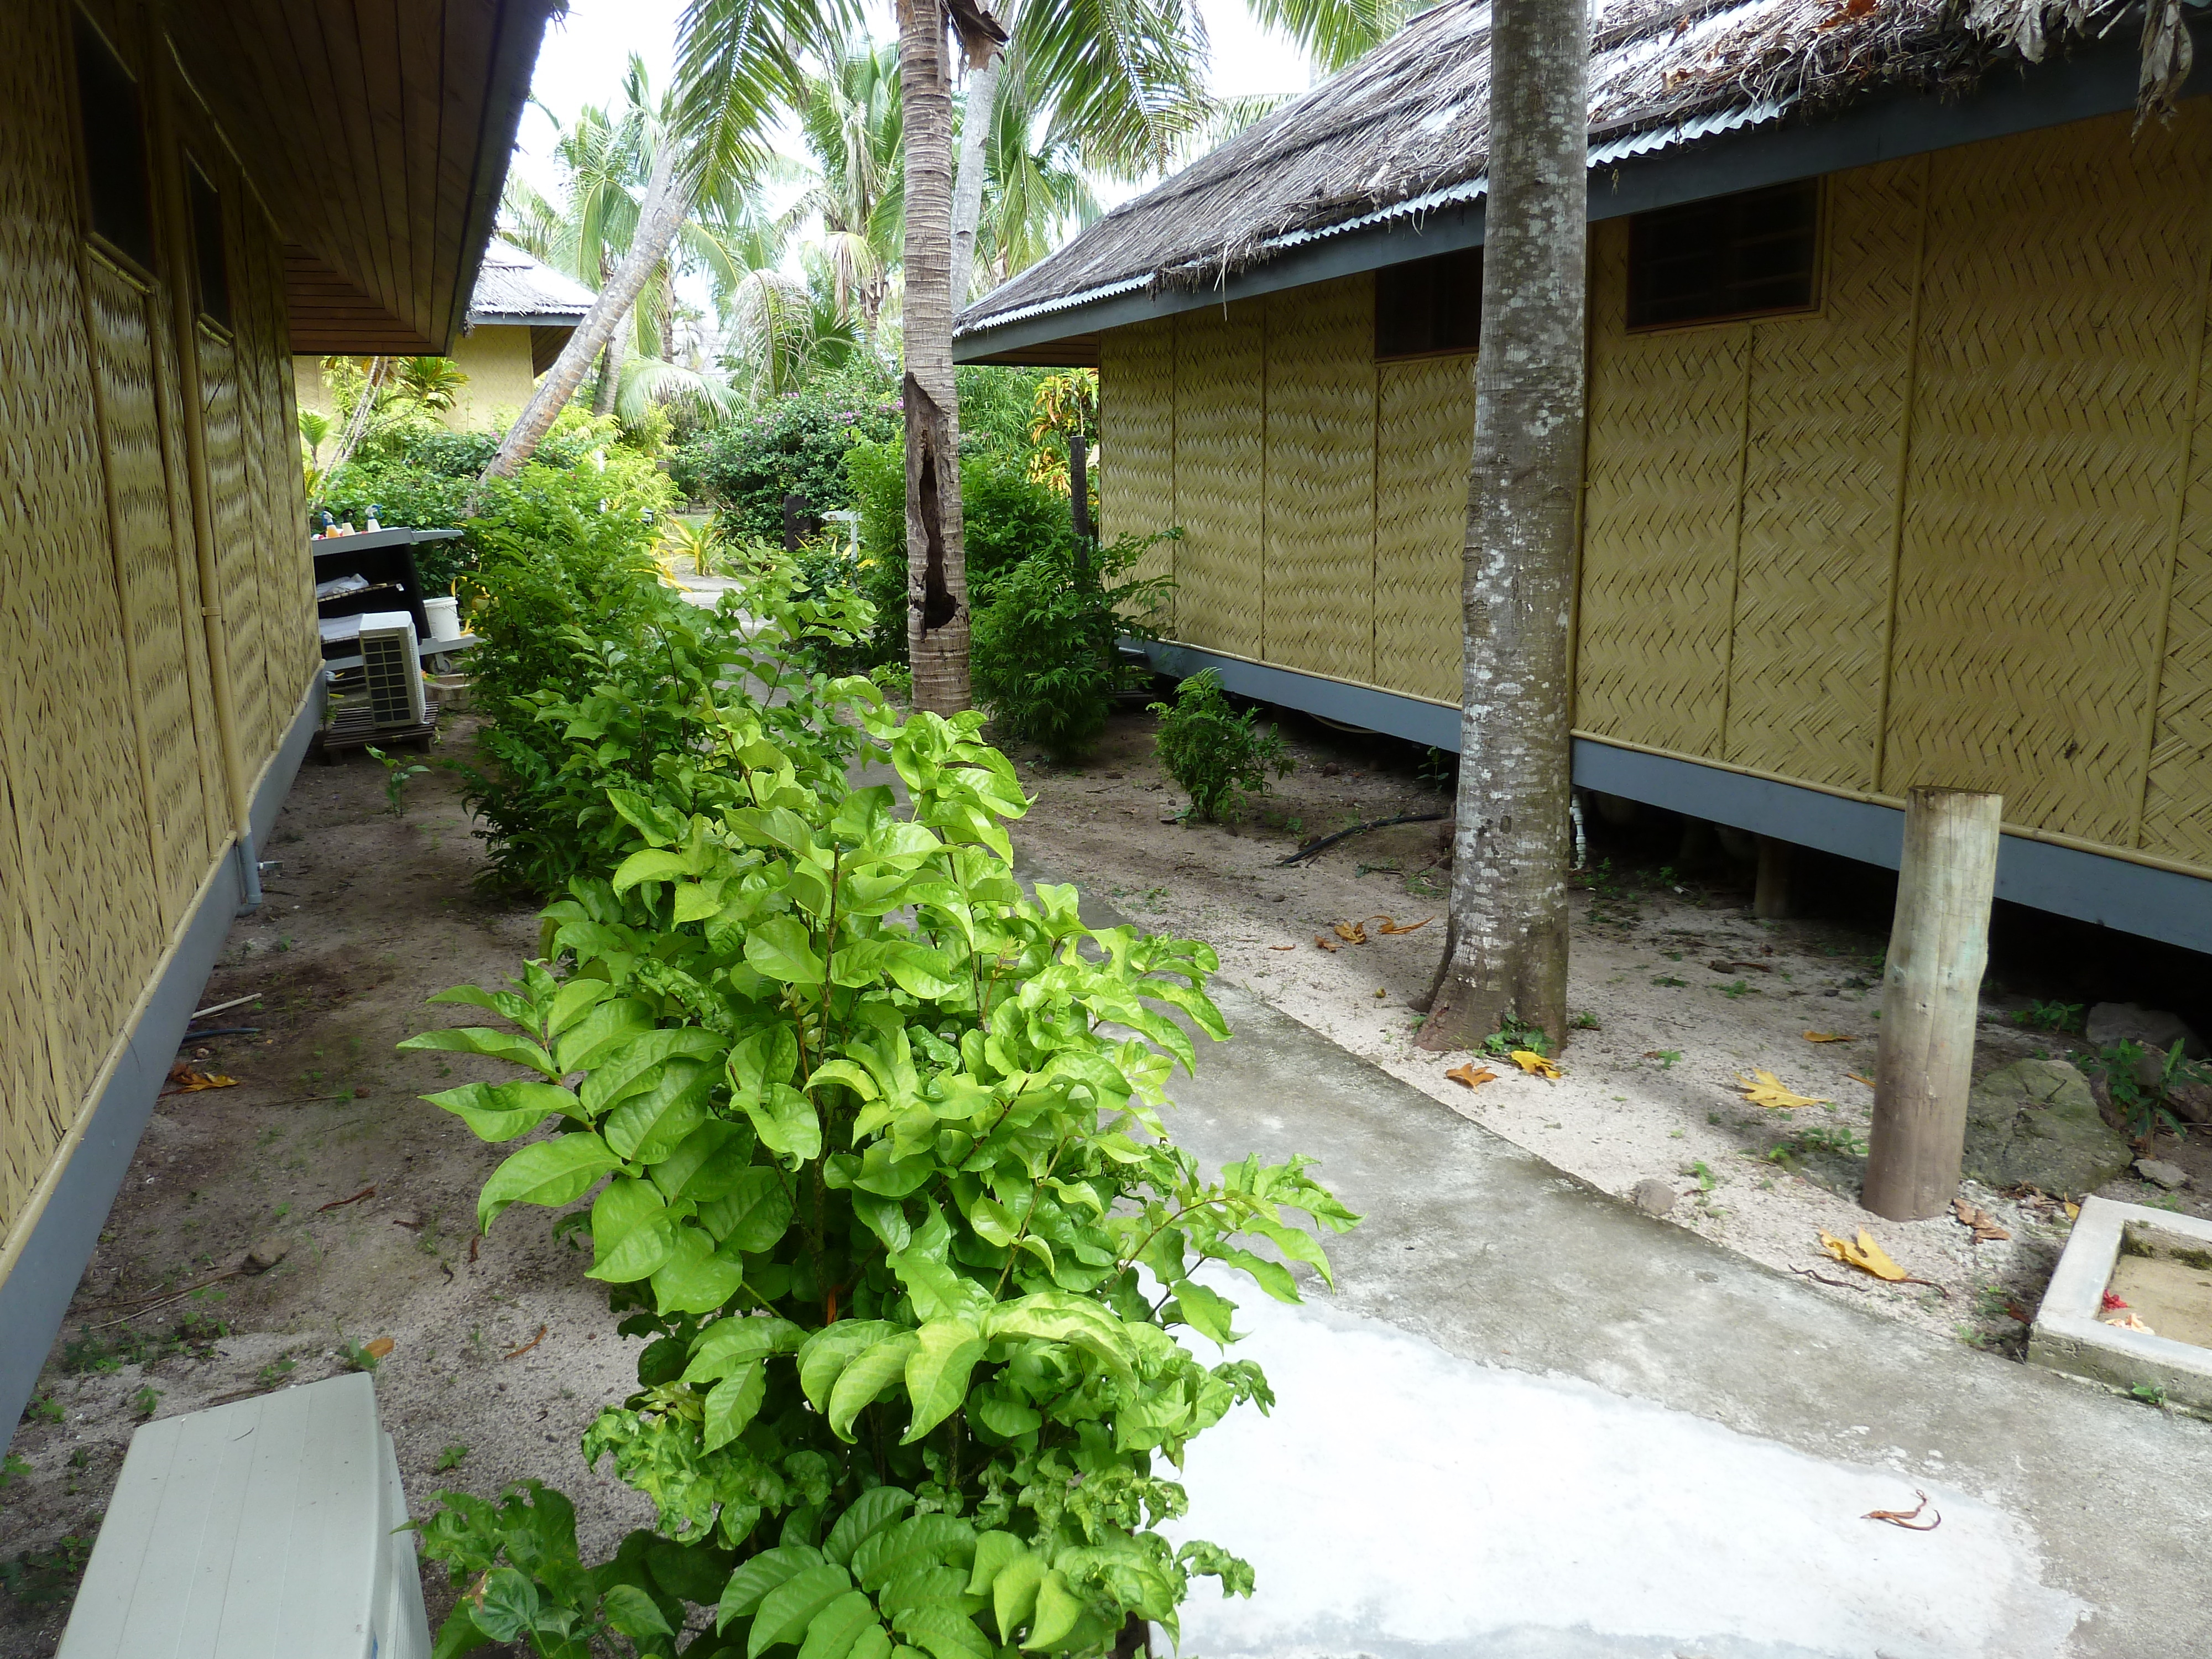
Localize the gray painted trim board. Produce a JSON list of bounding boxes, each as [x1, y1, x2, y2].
[[1, 672, 326, 1443], [1134, 639, 2212, 952]]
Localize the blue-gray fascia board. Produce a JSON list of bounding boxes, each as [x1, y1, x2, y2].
[[1131, 639, 2212, 952], [0, 672, 325, 1444], [954, 23, 2205, 365]]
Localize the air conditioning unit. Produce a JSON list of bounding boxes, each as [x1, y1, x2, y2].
[[354, 610, 427, 729]]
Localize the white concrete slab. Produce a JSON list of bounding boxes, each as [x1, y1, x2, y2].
[[1165, 1275, 2084, 1659]]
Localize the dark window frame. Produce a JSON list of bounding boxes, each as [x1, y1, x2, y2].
[[70, 6, 158, 279], [1625, 179, 1823, 333], [186, 158, 232, 331], [1374, 246, 1484, 363]]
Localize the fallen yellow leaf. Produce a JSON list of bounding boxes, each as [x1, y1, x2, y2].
[[1446, 1063, 1499, 1090], [1511, 1050, 1562, 1079], [1818, 1228, 1907, 1282], [1332, 921, 1366, 943], [1846, 1071, 1876, 1088], [1373, 915, 1433, 935], [1802, 1030, 1853, 1043], [363, 1336, 395, 1359], [1737, 1069, 1827, 1109], [1312, 933, 1341, 953]]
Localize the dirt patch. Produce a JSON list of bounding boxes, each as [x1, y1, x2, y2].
[[0, 718, 654, 1653]]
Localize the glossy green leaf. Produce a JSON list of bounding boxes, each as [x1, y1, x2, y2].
[[651, 1224, 745, 1315], [822, 1488, 915, 1568], [743, 1083, 822, 1166], [423, 1081, 576, 1142], [796, 1321, 901, 1414], [794, 1590, 879, 1659], [683, 1315, 805, 1384], [697, 1166, 796, 1252], [827, 1331, 920, 1441], [1019, 1572, 1081, 1652], [587, 1177, 676, 1283], [400, 1026, 557, 1078], [601, 1582, 674, 1642], [554, 998, 658, 1074], [990, 1551, 1045, 1640], [602, 1057, 717, 1162], [748, 1564, 853, 1658], [746, 916, 826, 987], [703, 1360, 768, 1452], [478, 1134, 617, 1229], [899, 1320, 984, 1443], [719, 1546, 826, 1631]]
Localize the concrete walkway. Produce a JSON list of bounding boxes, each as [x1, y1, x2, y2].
[[1136, 977, 2212, 1658]]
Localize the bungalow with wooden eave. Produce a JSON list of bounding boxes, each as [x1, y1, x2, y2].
[[0, 0, 554, 1435], [954, 0, 2212, 952]]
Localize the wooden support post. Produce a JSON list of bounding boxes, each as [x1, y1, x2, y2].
[[1863, 787, 2002, 1220], [1753, 836, 1792, 919]]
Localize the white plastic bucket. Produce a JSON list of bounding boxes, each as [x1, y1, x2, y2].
[[423, 596, 462, 643]]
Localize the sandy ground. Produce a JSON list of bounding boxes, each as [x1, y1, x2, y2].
[[1001, 702, 2212, 1353], [4, 690, 2209, 1648], [0, 718, 656, 1653]]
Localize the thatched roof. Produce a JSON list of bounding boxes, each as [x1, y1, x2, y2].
[[467, 237, 597, 327], [958, 0, 2184, 337]]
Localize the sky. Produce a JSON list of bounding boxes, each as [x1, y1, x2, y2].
[[511, 0, 1316, 210]]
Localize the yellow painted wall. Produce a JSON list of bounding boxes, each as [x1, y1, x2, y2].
[[1098, 105, 2212, 880], [1, 0, 316, 1255], [290, 324, 537, 439]]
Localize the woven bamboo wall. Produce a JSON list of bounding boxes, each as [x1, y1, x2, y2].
[[1885, 111, 2212, 847], [1264, 277, 1376, 684], [1577, 226, 1752, 757], [1099, 316, 1178, 629], [1724, 159, 1924, 791], [1175, 301, 1268, 659], [1376, 353, 1476, 703], [1, 0, 316, 1256], [1094, 109, 2212, 884]]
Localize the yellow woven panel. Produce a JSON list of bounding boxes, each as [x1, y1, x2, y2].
[[1576, 218, 1750, 755], [199, 331, 274, 759], [1884, 111, 2212, 843], [88, 254, 216, 920], [0, 0, 165, 1201], [0, 783, 58, 1240], [1264, 276, 1375, 684], [234, 222, 319, 717], [1100, 316, 1177, 630], [1173, 300, 1267, 660], [1376, 353, 1475, 703], [1725, 160, 1924, 791]]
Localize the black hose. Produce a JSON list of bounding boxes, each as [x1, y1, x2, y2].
[[1277, 812, 1448, 867], [182, 1027, 262, 1041]]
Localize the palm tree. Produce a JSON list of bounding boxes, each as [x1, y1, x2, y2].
[[785, 33, 905, 331], [1417, 0, 1589, 1053], [970, 58, 1099, 292]]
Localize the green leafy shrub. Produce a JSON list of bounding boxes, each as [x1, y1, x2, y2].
[[2081, 1039, 2209, 1141], [399, 685, 1356, 1659], [679, 371, 900, 540], [971, 534, 1171, 761], [1151, 671, 1293, 822]]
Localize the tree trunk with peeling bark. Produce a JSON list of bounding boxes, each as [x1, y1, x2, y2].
[[948, 50, 1003, 310], [1418, 0, 1588, 1056], [480, 143, 686, 484], [592, 322, 627, 419], [901, 0, 972, 713]]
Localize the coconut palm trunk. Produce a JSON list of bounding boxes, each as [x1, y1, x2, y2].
[[592, 327, 628, 417], [948, 50, 1002, 307], [481, 142, 687, 483], [1417, 0, 1589, 1055], [900, 0, 1004, 712]]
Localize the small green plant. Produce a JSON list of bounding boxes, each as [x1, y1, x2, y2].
[[2081, 1039, 2209, 1142], [0, 1452, 28, 1491], [435, 1443, 471, 1472], [341, 1339, 382, 1374], [1688, 1161, 1717, 1192], [2013, 1000, 2085, 1034], [1772, 1124, 1869, 1161], [131, 1385, 161, 1420], [2132, 1381, 2169, 1407], [1152, 668, 1294, 822], [255, 1352, 298, 1390], [1570, 1011, 1601, 1031], [1652, 974, 1688, 988], [971, 531, 1173, 760], [1480, 1019, 1550, 1057], [1651, 1050, 1683, 1069], [0, 1534, 93, 1605], [363, 745, 431, 817], [1719, 979, 1752, 999], [22, 1394, 62, 1426], [867, 661, 912, 703]]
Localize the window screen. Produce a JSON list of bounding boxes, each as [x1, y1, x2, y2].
[[72, 9, 155, 272], [1626, 180, 1819, 331], [188, 162, 231, 327], [1375, 246, 1483, 360]]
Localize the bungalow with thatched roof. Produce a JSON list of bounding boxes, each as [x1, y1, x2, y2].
[[293, 236, 598, 433], [0, 0, 550, 1435], [955, 0, 2212, 950]]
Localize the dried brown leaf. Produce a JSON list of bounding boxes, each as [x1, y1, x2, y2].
[[1446, 1063, 1499, 1091]]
